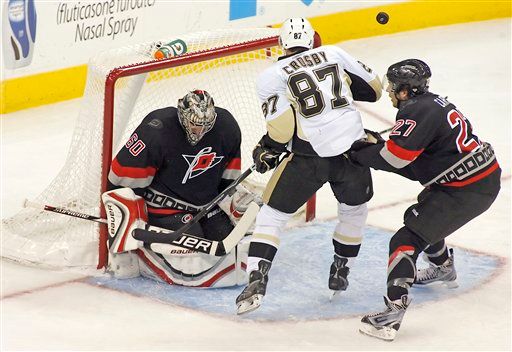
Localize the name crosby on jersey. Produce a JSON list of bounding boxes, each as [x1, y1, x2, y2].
[[281, 51, 328, 74]]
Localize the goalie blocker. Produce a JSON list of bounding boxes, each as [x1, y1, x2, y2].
[[102, 188, 258, 287]]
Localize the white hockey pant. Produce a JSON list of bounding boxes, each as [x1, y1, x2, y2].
[[332, 202, 368, 267], [247, 204, 294, 273]]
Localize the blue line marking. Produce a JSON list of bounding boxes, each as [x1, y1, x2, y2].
[[90, 223, 501, 321]]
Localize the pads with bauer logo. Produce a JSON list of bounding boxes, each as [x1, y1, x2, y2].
[[102, 188, 148, 253]]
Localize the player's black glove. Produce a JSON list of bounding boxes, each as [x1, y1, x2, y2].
[[350, 129, 385, 152], [253, 144, 280, 173], [252, 134, 287, 173]]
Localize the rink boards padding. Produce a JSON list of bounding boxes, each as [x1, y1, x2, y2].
[[89, 223, 503, 321]]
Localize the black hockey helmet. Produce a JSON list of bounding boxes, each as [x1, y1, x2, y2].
[[386, 59, 431, 96]]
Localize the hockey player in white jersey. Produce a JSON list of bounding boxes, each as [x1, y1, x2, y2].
[[236, 18, 383, 314]]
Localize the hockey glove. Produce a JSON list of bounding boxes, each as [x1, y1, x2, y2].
[[350, 129, 385, 152], [253, 144, 280, 173], [252, 134, 287, 173], [230, 184, 262, 219]]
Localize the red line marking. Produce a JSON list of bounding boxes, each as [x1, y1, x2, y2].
[[1, 277, 89, 300]]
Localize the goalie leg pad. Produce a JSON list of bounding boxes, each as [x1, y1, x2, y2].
[[136, 245, 244, 287], [107, 251, 140, 279], [102, 188, 148, 253]]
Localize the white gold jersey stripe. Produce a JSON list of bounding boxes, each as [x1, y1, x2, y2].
[[222, 168, 241, 180], [108, 171, 154, 189], [379, 144, 412, 169]]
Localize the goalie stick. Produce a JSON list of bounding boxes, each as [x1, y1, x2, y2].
[[133, 164, 256, 244], [147, 202, 258, 256], [23, 199, 258, 256], [23, 200, 107, 224]]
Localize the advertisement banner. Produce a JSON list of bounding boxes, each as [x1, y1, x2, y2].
[[1, 0, 382, 79]]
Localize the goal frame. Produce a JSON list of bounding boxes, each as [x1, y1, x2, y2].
[[98, 36, 315, 269]]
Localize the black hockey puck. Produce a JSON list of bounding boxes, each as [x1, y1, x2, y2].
[[376, 12, 389, 25]]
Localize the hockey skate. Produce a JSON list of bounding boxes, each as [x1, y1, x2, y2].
[[415, 248, 458, 288], [359, 295, 411, 341], [236, 260, 271, 315], [328, 255, 349, 299]]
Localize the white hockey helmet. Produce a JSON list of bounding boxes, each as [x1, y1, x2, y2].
[[177, 89, 217, 145], [279, 18, 315, 50]]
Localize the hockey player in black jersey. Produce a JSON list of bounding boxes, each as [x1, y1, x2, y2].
[[104, 90, 256, 287], [350, 59, 501, 341]]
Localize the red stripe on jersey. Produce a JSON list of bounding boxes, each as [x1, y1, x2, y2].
[[198, 264, 236, 287], [111, 158, 157, 179], [147, 207, 185, 215], [225, 157, 241, 170], [388, 245, 415, 266], [136, 249, 175, 285], [443, 161, 499, 187], [386, 139, 424, 161]]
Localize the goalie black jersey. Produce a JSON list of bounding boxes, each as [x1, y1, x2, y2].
[[355, 93, 499, 186], [108, 106, 241, 214]]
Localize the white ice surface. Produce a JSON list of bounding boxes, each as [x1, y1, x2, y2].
[[1, 19, 511, 350]]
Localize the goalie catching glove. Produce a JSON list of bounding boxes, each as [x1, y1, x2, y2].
[[252, 134, 288, 173]]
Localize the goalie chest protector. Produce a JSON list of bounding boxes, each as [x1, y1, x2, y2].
[[110, 106, 241, 207]]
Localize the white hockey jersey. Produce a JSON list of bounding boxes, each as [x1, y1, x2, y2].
[[257, 45, 382, 157]]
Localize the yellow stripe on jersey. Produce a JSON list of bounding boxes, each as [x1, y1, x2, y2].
[[263, 153, 294, 204], [333, 231, 363, 245], [295, 111, 309, 141], [252, 233, 281, 247], [266, 108, 295, 144], [368, 77, 383, 101]]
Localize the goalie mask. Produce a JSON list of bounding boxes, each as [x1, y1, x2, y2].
[[279, 17, 315, 50], [177, 90, 217, 145]]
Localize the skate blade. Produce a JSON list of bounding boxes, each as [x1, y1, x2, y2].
[[329, 290, 343, 302], [236, 294, 263, 315], [443, 280, 459, 289], [359, 323, 396, 341], [416, 280, 459, 289]]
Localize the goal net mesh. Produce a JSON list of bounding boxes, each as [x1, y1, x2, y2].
[[2, 28, 282, 268]]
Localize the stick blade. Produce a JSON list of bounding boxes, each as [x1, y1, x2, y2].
[[220, 202, 259, 255]]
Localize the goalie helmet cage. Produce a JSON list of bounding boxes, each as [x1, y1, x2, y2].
[[2, 28, 315, 270]]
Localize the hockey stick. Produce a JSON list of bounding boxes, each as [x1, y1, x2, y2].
[[23, 200, 107, 224], [379, 126, 393, 134], [23, 199, 257, 256], [148, 202, 258, 256], [132, 164, 256, 244]]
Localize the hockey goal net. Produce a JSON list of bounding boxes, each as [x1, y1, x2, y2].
[[2, 28, 315, 269]]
